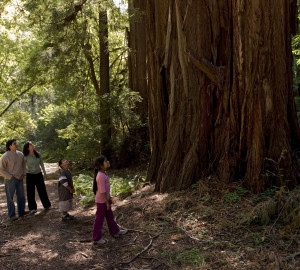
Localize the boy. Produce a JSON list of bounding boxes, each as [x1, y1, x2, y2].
[[58, 159, 75, 220]]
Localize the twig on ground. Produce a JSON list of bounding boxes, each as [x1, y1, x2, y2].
[[115, 235, 139, 248], [290, 252, 300, 266], [0, 254, 12, 257], [68, 239, 91, 243], [80, 252, 88, 258], [115, 213, 123, 223], [116, 230, 164, 265], [127, 228, 144, 233], [179, 227, 200, 241]]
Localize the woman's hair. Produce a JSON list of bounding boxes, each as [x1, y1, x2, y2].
[[23, 141, 40, 158], [93, 156, 107, 195], [6, 139, 16, 151]]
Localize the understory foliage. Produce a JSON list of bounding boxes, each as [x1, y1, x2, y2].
[[73, 172, 147, 207], [245, 186, 300, 229], [292, 1, 300, 125]]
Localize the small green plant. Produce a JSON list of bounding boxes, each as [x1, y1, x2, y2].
[[248, 232, 269, 247], [261, 186, 279, 200], [175, 248, 206, 266], [223, 190, 241, 203], [110, 176, 134, 197], [236, 186, 249, 195], [73, 174, 95, 207], [161, 251, 174, 263], [223, 186, 249, 203]]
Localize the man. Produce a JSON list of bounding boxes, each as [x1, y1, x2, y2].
[[0, 139, 26, 220]]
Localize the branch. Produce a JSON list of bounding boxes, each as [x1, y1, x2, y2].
[[63, 0, 89, 26], [117, 230, 163, 265], [82, 45, 100, 95], [109, 49, 127, 69], [0, 84, 36, 117], [185, 51, 225, 87]]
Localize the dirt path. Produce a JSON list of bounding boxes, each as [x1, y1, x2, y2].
[[0, 174, 170, 270]]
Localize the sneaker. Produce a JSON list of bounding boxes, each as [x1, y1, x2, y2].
[[62, 214, 74, 220], [117, 229, 128, 235], [19, 211, 30, 217], [113, 229, 128, 237], [45, 206, 54, 210], [93, 239, 106, 245], [10, 216, 18, 221], [29, 209, 37, 214]]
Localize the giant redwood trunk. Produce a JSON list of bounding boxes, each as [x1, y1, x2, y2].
[[146, 0, 300, 192]]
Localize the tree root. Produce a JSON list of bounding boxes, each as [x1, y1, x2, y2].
[[116, 230, 163, 265]]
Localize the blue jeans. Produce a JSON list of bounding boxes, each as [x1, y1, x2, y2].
[[4, 178, 26, 217]]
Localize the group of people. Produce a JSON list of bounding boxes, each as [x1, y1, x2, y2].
[[0, 139, 127, 245]]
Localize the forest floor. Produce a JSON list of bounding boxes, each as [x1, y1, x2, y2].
[[0, 164, 299, 270]]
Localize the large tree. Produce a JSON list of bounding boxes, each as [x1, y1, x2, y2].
[[146, 0, 300, 192]]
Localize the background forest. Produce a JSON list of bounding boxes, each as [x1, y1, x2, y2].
[[0, 0, 147, 168]]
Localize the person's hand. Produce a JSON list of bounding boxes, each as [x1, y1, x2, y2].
[[44, 176, 47, 181], [106, 202, 111, 210], [71, 188, 75, 194]]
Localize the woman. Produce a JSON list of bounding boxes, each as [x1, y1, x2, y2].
[[23, 141, 53, 213]]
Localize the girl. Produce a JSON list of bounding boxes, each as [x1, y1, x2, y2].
[[92, 156, 127, 244], [23, 141, 53, 213]]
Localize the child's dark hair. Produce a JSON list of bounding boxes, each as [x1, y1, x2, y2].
[[93, 156, 107, 195], [58, 159, 64, 168]]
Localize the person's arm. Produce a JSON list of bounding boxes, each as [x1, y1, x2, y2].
[[21, 155, 26, 179], [0, 156, 13, 180], [101, 192, 110, 210], [98, 174, 110, 210], [61, 182, 74, 193], [59, 174, 74, 193], [39, 154, 47, 179]]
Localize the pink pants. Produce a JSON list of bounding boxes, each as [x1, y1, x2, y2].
[[92, 203, 120, 241]]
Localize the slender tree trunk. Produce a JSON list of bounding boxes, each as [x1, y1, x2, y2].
[[99, 7, 112, 158], [128, 0, 148, 120], [122, 0, 149, 165], [146, 0, 300, 192]]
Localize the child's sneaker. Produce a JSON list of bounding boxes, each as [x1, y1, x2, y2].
[[93, 239, 106, 245], [10, 216, 18, 221], [113, 229, 128, 237], [117, 229, 128, 235], [45, 206, 54, 210], [29, 209, 37, 214], [62, 214, 74, 220]]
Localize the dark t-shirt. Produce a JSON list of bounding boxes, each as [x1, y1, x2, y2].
[[58, 169, 74, 201]]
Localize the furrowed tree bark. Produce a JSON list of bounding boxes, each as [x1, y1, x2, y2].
[[99, 7, 112, 158], [146, 0, 300, 192]]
